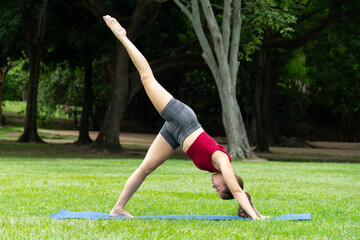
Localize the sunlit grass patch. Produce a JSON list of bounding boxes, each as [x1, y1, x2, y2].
[[2, 100, 26, 114], [0, 157, 359, 239]]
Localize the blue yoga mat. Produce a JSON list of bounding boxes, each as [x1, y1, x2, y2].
[[49, 209, 311, 221]]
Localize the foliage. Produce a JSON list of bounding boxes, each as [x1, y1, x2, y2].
[[0, 0, 25, 66], [45, 0, 109, 64], [305, 25, 360, 115], [36, 0, 112, 126], [2, 60, 28, 101], [180, 71, 217, 96], [137, 1, 190, 60], [90, 56, 112, 130], [277, 49, 310, 120], [37, 62, 84, 120], [284, 50, 308, 82], [240, 0, 297, 61], [302, 18, 360, 140], [1, 0, 359, 143], [0, 154, 359, 239]]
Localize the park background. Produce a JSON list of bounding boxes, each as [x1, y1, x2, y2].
[[1, 0, 359, 239]]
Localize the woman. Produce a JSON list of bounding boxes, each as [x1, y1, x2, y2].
[[103, 15, 267, 220]]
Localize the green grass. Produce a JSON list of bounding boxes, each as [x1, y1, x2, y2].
[[2, 100, 81, 119], [2, 100, 26, 114], [0, 126, 23, 134], [0, 126, 77, 142], [0, 155, 359, 239]]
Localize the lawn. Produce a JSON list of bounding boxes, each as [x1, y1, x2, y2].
[[2, 100, 79, 119], [2, 100, 27, 114], [0, 153, 359, 239], [0, 126, 77, 144]]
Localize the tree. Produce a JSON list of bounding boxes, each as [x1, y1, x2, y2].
[[0, 59, 12, 126], [18, 0, 48, 143], [76, 54, 94, 145], [173, 0, 255, 158], [0, 1, 26, 126], [304, 17, 360, 142], [80, 0, 165, 152], [82, 0, 205, 152], [44, 0, 109, 145], [241, 0, 360, 151]]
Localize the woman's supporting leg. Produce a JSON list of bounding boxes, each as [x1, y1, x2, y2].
[[103, 15, 173, 113], [110, 134, 175, 217]]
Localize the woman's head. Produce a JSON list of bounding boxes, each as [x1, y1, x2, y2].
[[211, 173, 244, 200]]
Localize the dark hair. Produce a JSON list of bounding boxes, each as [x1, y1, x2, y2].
[[237, 191, 253, 217], [221, 174, 244, 200]]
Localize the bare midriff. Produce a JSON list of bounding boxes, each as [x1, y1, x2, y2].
[[182, 127, 205, 153]]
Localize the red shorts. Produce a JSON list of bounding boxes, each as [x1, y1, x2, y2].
[[186, 132, 232, 172]]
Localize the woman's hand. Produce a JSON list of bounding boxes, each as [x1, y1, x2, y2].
[[103, 15, 127, 39]]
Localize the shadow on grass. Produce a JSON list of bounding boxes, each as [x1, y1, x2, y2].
[[1, 140, 359, 163], [257, 152, 360, 163], [0, 141, 190, 160]]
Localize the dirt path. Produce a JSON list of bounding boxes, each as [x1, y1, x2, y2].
[[39, 129, 156, 146], [38, 129, 360, 161]]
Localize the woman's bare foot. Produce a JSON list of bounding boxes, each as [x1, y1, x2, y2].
[[110, 207, 134, 218], [103, 15, 127, 39]]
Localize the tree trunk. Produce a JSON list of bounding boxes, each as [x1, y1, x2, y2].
[[253, 6, 359, 149], [218, 78, 255, 158], [267, 72, 313, 148], [254, 50, 314, 149], [253, 49, 269, 152], [265, 61, 280, 146], [17, 44, 43, 143], [175, 0, 256, 158], [91, 42, 131, 152], [0, 59, 12, 126], [18, 0, 47, 143], [82, 0, 163, 152], [76, 54, 93, 145], [0, 83, 3, 126]]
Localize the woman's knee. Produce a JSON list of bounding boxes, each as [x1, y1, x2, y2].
[[138, 164, 157, 176], [140, 74, 154, 87]]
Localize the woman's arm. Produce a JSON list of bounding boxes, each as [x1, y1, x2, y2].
[[212, 151, 264, 219], [238, 191, 269, 218], [221, 161, 259, 219]]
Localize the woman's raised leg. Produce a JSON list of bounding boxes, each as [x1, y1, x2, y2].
[[110, 134, 175, 218], [103, 15, 172, 113]]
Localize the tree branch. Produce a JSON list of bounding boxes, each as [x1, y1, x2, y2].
[[128, 52, 206, 104], [201, 0, 224, 60], [36, 0, 48, 42], [173, 0, 193, 19], [222, 0, 232, 58], [0, 59, 12, 84], [127, 0, 163, 39], [262, 8, 360, 49], [200, 0, 229, 85], [81, 0, 128, 27], [151, 52, 205, 74], [167, 39, 198, 56], [19, 0, 36, 45], [174, 0, 218, 77], [229, 0, 241, 87]]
